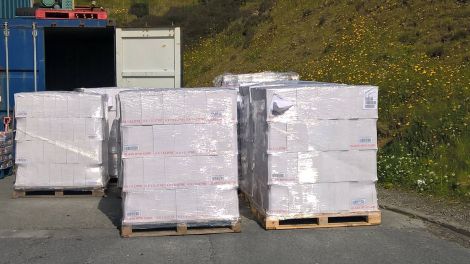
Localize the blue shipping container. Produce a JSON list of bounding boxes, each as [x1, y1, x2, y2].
[[1, 0, 32, 19], [0, 18, 116, 130]]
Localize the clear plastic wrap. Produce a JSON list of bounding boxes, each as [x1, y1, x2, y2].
[[77, 88, 134, 179], [249, 83, 378, 122], [121, 123, 238, 158], [122, 154, 238, 192], [265, 150, 377, 185], [213, 71, 300, 87], [122, 186, 239, 226], [76, 87, 132, 111], [120, 88, 240, 227], [15, 164, 106, 189], [265, 182, 378, 217], [118, 88, 237, 126], [15, 140, 107, 165], [14, 92, 109, 189], [16, 118, 106, 141], [239, 82, 379, 217], [267, 119, 377, 152], [15, 92, 107, 119]]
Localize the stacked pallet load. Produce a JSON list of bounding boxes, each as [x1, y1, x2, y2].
[[118, 88, 240, 237], [77, 88, 130, 182], [13, 92, 109, 197], [0, 131, 14, 179], [239, 82, 381, 229], [213, 71, 300, 87], [214, 72, 300, 194]]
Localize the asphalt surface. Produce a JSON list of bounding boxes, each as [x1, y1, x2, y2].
[[0, 176, 469, 264]]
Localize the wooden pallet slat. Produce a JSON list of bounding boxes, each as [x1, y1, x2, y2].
[[121, 220, 241, 238], [12, 188, 105, 198], [241, 191, 381, 230]]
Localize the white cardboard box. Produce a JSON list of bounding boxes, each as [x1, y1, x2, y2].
[[15, 92, 106, 118], [119, 88, 237, 125], [249, 83, 378, 121], [266, 150, 377, 185], [121, 123, 237, 158], [262, 182, 378, 216], [122, 187, 239, 225], [122, 155, 238, 191], [15, 164, 106, 189], [15, 140, 106, 165], [16, 118, 106, 142], [267, 119, 377, 152]]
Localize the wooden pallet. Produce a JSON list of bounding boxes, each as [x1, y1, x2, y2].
[[121, 220, 241, 238], [12, 188, 105, 198], [240, 191, 381, 230], [108, 177, 118, 185]]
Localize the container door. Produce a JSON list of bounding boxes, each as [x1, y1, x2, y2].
[[115, 27, 181, 88]]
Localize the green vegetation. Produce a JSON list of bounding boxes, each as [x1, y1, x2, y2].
[[101, 0, 470, 199]]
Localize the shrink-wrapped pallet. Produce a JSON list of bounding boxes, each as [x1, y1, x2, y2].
[[14, 92, 109, 189], [119, 88, 240, 228], [239, 82, 379, 218], [77, 87, 132, 178]]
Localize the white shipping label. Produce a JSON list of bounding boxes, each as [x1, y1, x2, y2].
[[123, 145, 139, 151], [272, 173, 285, 178], [211, 175, 226, 181], [126, 210, 141, 217], [363, 88, 378, 109], [359, 137, 373, 144]]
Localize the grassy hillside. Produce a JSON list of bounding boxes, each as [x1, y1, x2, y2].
[[100, 0, 470, 199]]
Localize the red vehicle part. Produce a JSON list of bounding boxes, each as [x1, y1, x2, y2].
[[35, 8, 108, 20]]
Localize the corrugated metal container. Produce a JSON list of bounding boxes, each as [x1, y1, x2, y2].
[[0, 18, 182, 130], [1, 0, 32, 19], [116, 28, 182, 88]]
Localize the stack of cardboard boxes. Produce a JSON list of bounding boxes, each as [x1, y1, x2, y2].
[[14, 92, 109, 189], [239, 82, 379, 217], [119, 88, 240, 227], [77, 88, 130, 180], [214, 71, 300, 87]]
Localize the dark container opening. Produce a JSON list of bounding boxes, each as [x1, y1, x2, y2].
[[44, 27, 116, 91]]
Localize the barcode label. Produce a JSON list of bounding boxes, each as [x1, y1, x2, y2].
[[210, 111, 223, 118], [363, 89, 378, 109], [16, 158, 27, 163], [272, 173, 285, 178], [212, 175, 225, 181], [359, 137, 372, 143], [123, 145, 139, 151], [126, 210, 141, 217], [352, 199, 366, 205]]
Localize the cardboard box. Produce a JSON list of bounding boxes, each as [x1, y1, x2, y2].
[[213, 71, 300, 87], [77, 87, 130, 111], [122, 155, 238, 191], [15, 164, 106, 189], [121, 123, 237, 158], [119, 88, 237, 125], [15, 92, 106, 118], [16, 118, 106, 142], [249, 84, 378, 121], [262, 182, 378, 216], [15, 140, 106, 165], [265, 150, 377, 185], [122, 187, 239, 225], [267, 119, 377, 152]]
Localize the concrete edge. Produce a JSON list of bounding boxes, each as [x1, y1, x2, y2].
[[379, 203, 470, 238]]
